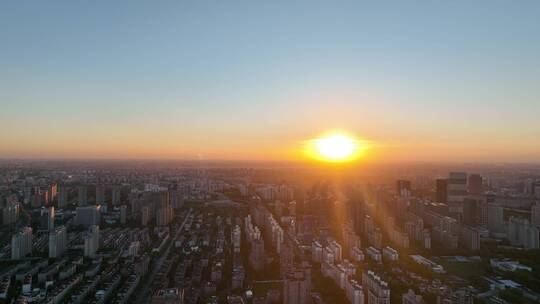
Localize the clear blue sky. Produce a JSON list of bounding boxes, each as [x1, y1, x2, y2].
[[1, 1, 539, 161]]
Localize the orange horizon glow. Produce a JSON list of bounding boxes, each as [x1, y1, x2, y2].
[[1, 127, 540, 163]]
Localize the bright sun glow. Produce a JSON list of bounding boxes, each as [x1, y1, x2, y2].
[[307, 133, 363, 162]]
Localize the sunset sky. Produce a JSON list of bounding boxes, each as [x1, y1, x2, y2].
[[1, 1, 539, 162]]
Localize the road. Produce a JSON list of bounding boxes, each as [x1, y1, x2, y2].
[[134, 209, 192, 304]]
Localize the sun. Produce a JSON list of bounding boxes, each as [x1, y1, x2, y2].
[[307, 132, 363, 162]]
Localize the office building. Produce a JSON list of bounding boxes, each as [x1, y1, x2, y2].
[[447, 172, 467, 214], [436, 179, 447, 203], [448, 172, 468, 201], [468, 174, 483, 195], [475, 196, 488, 228]]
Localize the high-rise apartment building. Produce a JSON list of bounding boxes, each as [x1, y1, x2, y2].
[[84, 225, 100, 258], [112, 186, 121, 206], [78, 185, 87, 206], [345, 279, 364, 304], [153, 191, 172, 226], [11, 227, 33, 260], [49, 226, 67, 258], [231, 225, 241, 253], [120, 205, 127, 224], [2, 201, 20, 226], [462, 196, 487, 227], [532, 202, 540, 228], [382, 246, 399, 261], [362, 270, 390, 304], [459, 225, 480, 250], [280, 241, 294, 278], [312, 241, 323, 262], [58, 185, 68, 209], [328, 240, 343, 262], [534, 181, 540, 199], [249, 239, 265, 272], [151, 288, 183, 304], [95, 185, 106, 204], [487, 202, 505, 237], [75, 205, 101, 227], [283, 265, 311, 304], [396, 180, 411, 197], [507, 217, 539, 249], [40, 206, 55, 231], [141, 206, 150, 226], [49, 183, 58, 202], [31, 187, 50, 208], [524, 179, 535, 196], [169, 189, 184, 209], [402, 289, 425, 304]]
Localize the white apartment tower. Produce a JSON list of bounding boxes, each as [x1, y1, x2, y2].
[[11, 227, 33, 260], [84, 225, 100, 258], [49, 226, 67, 258]]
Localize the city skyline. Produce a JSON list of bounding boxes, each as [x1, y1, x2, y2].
[[2, 1, 540, 163]]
